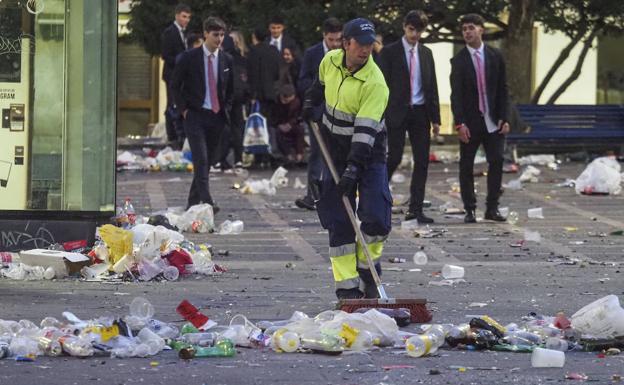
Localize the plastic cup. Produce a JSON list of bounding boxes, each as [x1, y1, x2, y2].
[[81, 263, 110, 279], [527, 207, 544, 219], [163, 266, 180, 281], [230, 220, 244, 234], [531, 347, 565, 367], [129, 297, 155, 320], [507, 211, 519, 225], [413, 251, 428, 265], [498, 207, 509, 217], [441, 264, 465, 279], [137, 259, 162, 281]]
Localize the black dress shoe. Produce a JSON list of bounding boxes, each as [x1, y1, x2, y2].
[[295, 196, 316, 210], [405, 211, 434, 224], [464, 209, 477, 223], [335, 288, 364, 300], [485, 209, 506, 222]]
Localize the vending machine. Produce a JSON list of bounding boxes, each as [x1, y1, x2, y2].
[[0, 9, 31, 210]]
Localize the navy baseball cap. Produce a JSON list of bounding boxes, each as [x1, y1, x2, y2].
[[343, 18, 376, 45]]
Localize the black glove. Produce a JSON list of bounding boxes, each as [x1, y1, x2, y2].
[[302, 98, 314, 121], [337, 163, 359, 196]]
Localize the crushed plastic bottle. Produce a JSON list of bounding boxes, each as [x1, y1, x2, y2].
[[219, 220, 244, 235], [271, 328, 300, 353], [300, 331, 345, 354], [179, 338, 236, 359], [406, 334, 437, 357]]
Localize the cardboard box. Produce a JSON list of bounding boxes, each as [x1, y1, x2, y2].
[[19, 249, 91, 277]]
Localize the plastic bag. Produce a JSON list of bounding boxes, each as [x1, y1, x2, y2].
[[243, 102, 271, 154], [575, 157, 622, 195], [97, 225, 133, 265]]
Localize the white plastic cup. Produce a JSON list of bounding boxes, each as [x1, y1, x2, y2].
[[531, 347, 565, 367], [138, 259, 162, 281], [527, 207, 544, 219], [499, 207, 509, 217], [413, 251, 428, 265], [230, 220, 244, 234], [163, 266, 179, 281], [441, 264, 465, 279]]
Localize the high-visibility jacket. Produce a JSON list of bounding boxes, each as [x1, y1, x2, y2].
[[318, 49, 389, 167]]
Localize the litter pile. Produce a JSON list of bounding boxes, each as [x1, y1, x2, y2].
[[1, 295, 622, 368], [0, 201, 231, 283], [116, 147, 192, 173]]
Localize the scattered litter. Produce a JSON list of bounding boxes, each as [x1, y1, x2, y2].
[[517, 154, 556, 166], [504, 179, 523, 190], [518, 165, 541, 183], [412, 251, 427, 265], [469, 303, 488, 308], [442, 264, 465, 279], [565, 372, 588, 381], [293, 177, 306, 189], [524, 229, 541, 243]]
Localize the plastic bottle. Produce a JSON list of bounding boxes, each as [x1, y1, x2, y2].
[[446, 323, 472, 346], [59, 335, 95, 357], [38, 331, 63, 357], [405, 334, 436, 357], [507, 211, 519, 225], [350, 330, 375, 351], [147, 319, 179, 339], [545, 337, 568, 351], [123, 198, 136, 225], [300, 331, 345, 354], [271, 329, 300, 353], [181, 332, 218, 347], [179, 338, 236, 359]]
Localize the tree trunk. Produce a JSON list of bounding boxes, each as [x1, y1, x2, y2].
[[530, 36, 580, 104], [503, 0, 537, 103], [545, 29, 598, 104]]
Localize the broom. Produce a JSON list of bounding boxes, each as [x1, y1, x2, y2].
[[309, 121, 432, 324]]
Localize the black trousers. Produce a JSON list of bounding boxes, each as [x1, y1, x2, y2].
[[386, 105, 430, 213], [184, 109, 225, 208], [165, 81, 184, 143], [217, 102, 245, 165], [459, 117, 505, 210]]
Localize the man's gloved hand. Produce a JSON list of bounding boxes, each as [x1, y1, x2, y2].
[[337, 163, 359, 196], [302, 98, 314, 121]]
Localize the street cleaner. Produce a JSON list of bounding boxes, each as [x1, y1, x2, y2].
[[302, 18, 391, 300]]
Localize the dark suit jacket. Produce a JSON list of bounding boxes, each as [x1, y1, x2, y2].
[[161, 23, 186, 83], [247, 42, 281, 102], [171, 47, 234, 123], [266, 33, 300, 56], [450, 45, 509, 128], [297, 41, 326, 121], [378, 39, 441, 129]]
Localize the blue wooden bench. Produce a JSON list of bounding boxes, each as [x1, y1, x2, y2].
[[508, 104, 624, 157]]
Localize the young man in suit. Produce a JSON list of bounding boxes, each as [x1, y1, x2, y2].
[[171, 17, 233, 213], [379, 10, 441, 223], [267, 15, 300, 56], [450, 13, 510, 223], [294, 17, 343, 211], [161, 3, 191, 149]]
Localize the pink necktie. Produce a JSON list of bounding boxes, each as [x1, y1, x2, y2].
[[409, 48, 416, 102], [208, 54, 220, 114], [474, 51, 486, 115]]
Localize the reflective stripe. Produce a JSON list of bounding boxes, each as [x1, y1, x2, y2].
[[322, 114, 354, 135], [326, 103, 355, 122], [354, 117, 382, 132], [363, 234, 388, 244], [356, 236, 386, 269], [329, 247, 358, 285], [352, 133, 375, 146], [335, 277, 360, 290], [329, 243, 356, 258]]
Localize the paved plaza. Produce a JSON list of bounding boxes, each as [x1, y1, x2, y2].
[[1, 157, 623, 384]]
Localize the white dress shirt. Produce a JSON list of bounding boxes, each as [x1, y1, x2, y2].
[[270, 35, 283, 52], [174, 21, 187, 49], [402, 37, 425, 106], [467, 43, 498, 133], [202, 45, 219, 110]]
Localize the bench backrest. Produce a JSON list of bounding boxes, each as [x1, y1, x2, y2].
[[512, 104, 624, 140]]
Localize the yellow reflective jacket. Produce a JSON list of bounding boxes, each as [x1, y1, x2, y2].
[[318, 49, 389, 166]]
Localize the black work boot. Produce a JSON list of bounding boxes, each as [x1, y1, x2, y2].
[[335, 288, 364, 300], [358, 264, 382, 299]]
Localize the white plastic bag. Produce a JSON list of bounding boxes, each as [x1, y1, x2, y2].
[[575, 157, 622, 195]]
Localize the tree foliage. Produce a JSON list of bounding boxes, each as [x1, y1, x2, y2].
[[127, 0, 624, 104]]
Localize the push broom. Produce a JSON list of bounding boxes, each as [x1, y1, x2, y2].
[[309, 121, 432, 323]]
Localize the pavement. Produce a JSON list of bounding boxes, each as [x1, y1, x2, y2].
[[1, 157, 624, 385]]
